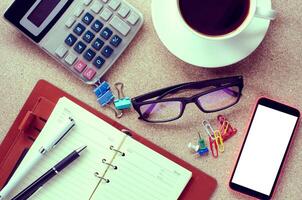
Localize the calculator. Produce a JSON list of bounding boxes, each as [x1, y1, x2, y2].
[[4, 0, 143, 84]]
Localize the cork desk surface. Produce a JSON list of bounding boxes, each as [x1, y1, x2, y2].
[[0, 0, 302, 199]]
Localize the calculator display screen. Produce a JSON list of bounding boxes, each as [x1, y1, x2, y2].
[[28, 0, 61, 27]]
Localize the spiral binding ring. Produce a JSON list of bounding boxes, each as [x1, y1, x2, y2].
[[94, 172, 110, 183], [102, 159, 118, 169], [109, 145, 126, 156]]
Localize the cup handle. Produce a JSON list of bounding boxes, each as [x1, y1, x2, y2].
[[255, 7, 277, 20]]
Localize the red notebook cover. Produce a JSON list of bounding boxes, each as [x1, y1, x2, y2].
[[0, 80, 217, 199]]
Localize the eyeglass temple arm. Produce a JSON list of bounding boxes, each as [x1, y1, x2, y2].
[[134, 76, 242, 102], [141, 86, 180, 118]]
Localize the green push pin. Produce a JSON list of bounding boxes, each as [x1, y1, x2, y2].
[[197, 132, 208, 150]]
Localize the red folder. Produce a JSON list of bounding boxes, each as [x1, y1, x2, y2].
[[0, 80, 217, 199]]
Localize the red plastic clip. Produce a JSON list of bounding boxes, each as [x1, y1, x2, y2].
[[209, 136, 218, 158], [217, 115, 237, 142]]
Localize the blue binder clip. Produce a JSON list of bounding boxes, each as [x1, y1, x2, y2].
[[113, 82, 132, 110], [97, 90, 115, 107], [94, 81, 110, 97]]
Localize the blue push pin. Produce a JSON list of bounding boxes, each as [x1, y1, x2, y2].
[[113, 82, 132, 110], [197, 133, 209, 156]]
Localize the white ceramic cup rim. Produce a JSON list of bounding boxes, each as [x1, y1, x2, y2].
[[177, 0, 257, 40]]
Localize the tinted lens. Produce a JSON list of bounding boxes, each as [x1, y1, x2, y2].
[[139, 101, 183, 122], [197, 86, 240, 111]]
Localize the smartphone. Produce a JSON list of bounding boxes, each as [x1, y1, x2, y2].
[[229, 97, 300, 200]]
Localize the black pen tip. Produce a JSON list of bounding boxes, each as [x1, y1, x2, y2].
[[76, 145, 87, 153]]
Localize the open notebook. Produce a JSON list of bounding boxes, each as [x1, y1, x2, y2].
[[8, 97, 192, 200]]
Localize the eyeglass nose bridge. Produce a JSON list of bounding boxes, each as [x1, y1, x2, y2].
[[181, 96, 206, 112]]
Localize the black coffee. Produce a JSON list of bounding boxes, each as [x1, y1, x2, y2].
[[178, 0, 250, 36]]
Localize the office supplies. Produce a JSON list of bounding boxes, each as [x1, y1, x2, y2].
[[132, 76, 244, 123], [230, 97, 300, 200], [217, 115, 237, 141], [93, 81, 110, 97], [197, 133, 209, 156], [4, 0, 143, 84], [188, 143, 199, 153], [202, 120, 215, 140], [213, 130, 224, 153], [10, 97, 191, 200], [93, 81, 123, 118], [0, 80, 217, 199], [209, 137, 218, 158], [97, 89, 115, 106], [12, 145, 87, 200], [113, 82, 132, 110], [0, 116, 75, 200]]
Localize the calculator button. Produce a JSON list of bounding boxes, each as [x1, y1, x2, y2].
[[83, 0, 92, 6], [65, 34, 77, 46], [73, 23, 86, 36], [74, 41, 87, 54], [65, 53, 78, 65], [74, 60, 87, 72], [110, 16, 130, 36], [91, 20, 103, 32], [65, 17, 76, 28], [90, 1, 103, 14], [101, 46, 113, 58], [127, 11, 140, 25], [82, 12, 94, 25], [74, 7, 84, 17], [118, 4, 130, 18], [93, 56, 105, 69], [110, 35, 122, 47], [92, 38, 104, 50], [55, 45, 68, 58], [83, 31, 95, 43], [84, 49, 96, 61], [83, 67, 96, 80], [100, 7, 113, 21], [100, 27, 113, 40], [108, 0, 121, 10]]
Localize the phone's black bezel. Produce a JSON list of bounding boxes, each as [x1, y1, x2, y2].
[[229, 97, 300, 200]]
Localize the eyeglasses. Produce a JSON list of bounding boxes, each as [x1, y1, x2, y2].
[[131, 76, 244, 123]]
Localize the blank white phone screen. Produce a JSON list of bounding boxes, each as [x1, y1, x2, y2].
[[232, 105, 298, 195]]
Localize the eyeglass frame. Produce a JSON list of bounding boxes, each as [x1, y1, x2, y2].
[[131, 76, 244, 123]]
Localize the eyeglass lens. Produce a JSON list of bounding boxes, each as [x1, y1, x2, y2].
[[139, 85, 240, 122]]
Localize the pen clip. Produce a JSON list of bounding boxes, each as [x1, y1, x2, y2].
[[202, 120, 215, 140], [39, 117, 75, 154], [52, 117, 75, 148]]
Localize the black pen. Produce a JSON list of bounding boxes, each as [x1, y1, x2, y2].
[[12, 146, 87, 200]]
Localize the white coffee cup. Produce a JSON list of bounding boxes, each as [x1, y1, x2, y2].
[[177, 0, 277, 40]]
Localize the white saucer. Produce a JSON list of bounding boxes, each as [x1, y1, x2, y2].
[[151, 0, 272, 67]]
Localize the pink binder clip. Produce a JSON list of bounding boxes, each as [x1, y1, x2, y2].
[[217, 115, 237, 142]]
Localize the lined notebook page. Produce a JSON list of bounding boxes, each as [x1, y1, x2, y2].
[[8, 97, 126, 200], [91, 135, 192, 200]]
